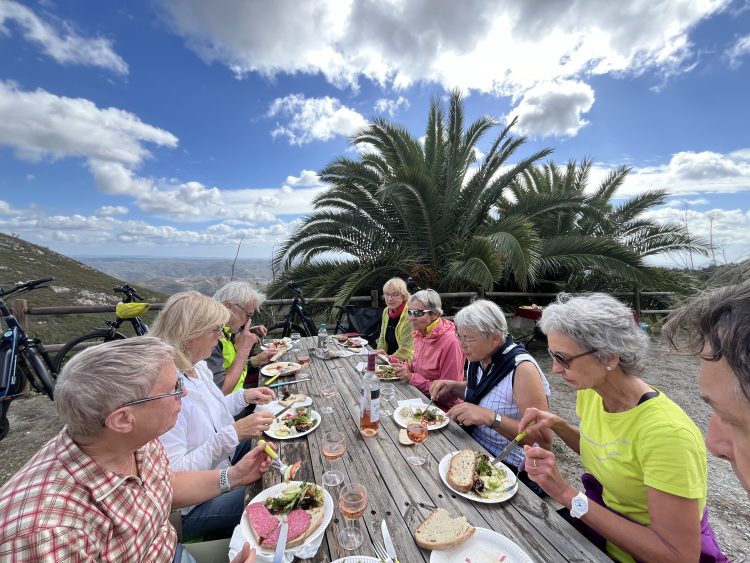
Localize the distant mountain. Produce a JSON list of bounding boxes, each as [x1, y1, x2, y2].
[[0, 233, 166, 345], [78, 256, 273, 295]]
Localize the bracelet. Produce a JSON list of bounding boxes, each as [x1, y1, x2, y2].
[[219, 468, 231, 494]]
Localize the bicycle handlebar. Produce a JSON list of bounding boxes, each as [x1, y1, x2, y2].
[[113, 284, 143, 302], [0, 276, 55, 298], [286, 281, 306, 304]]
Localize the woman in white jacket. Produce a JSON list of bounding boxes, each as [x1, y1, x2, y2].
[[152, 291, 275, 541]]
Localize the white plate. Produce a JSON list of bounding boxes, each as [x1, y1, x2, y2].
[[438, 452, 518, 503], [429, 527, 532, 562], [375, 364, 399, 381], [331, 558, 381, 563], [261, 362, 302, 378], [241, 482, 334, 557], [264, 409, 321, 440], [265, 396, 313, 413], [393, 403, 449, 430]]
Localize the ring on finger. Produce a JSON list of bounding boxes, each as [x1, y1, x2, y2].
[[533, 459, 538, 468]]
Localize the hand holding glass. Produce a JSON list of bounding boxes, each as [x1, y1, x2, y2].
[[321, 383, 337, 414], [406, 421, 428, 466], [379, 382, 395, 416], [321, 430, 346, 486], [338, 483, 368, 550]]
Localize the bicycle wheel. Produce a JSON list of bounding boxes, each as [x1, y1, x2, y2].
[[266, 322, 310, 339], [21, 347, 56, 399], [0, 400, 9, 441], [54, 330, 127, 374]]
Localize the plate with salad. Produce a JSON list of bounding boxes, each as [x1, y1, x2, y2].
[[265, 407, 321, 440], [438, 451, 518, 503], [375, 364, 399, 380], [394, 402, 449, 430]]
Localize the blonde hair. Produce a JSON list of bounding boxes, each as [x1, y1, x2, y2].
[[150, 291, 230, 371], [383, 278, 409, 301]]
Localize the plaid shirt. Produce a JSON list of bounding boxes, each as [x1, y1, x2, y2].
[[0, 429, 177, 562]]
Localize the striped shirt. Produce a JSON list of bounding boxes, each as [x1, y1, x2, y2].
[[0, 429, 177, 562]]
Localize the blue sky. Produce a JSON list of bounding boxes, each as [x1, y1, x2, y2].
[[1, 0, 749, 267]]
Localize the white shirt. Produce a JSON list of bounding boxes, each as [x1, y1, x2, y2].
[[158, 361, 248, 513]]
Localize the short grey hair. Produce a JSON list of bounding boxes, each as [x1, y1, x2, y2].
[[55, 336, 176, 441], [409, 289, 443, 315], [539, 293, 648, 376], [213, 281, 265, 309], [455, 300, 508, 337]]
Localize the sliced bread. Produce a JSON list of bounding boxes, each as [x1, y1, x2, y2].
[[398, 428, 414, 445], [414, 508, 475, 550], [447, 449, 477, 493]]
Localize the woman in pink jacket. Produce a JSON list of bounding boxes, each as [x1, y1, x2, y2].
[[391, 289, 464, 411]]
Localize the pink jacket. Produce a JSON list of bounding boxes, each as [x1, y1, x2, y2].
[[391, 318, 465, 411]]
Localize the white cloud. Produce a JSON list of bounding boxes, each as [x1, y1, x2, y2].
[[267, 94, 367, 145], [374, 96, 409, 117], [0, 199, 21, 216], [159, 0, 725, 96], [507, 80, 595, 138], [0, 0, 128, 74], [726, 34, 750, 68], [95, 205, 129, 217], [0, 81, 177, 166]]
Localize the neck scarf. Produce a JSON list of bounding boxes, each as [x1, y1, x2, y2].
[[388, 301, 406, 319], [465, 335, 529, 405]]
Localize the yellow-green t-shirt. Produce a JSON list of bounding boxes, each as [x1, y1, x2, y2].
[[577, 388, 707, 563]]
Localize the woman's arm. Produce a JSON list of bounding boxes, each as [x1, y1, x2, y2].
[[159, 411, 237, 471], [524, 446, 702, 563]]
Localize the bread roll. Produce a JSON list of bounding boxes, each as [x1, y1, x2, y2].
[[414, 508, 475, 550], [446, 449, 477, 493]]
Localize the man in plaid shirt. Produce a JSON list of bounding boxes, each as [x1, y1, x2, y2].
[[0, 337, 271, 562]]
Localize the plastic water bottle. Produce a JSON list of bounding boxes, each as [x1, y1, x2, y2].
[[317, 323, 328, 352], [359, 353, 380, 437]]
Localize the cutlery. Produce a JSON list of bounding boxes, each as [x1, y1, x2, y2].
[[264, 372, 282, 386], [269, 377, 312, 389], [490, 430, 528, 465], [381, 519, 400, 563], [373, 540, 393, 563], [272, 516, 288, 563], [377, 353, 391, 365], [273, 401, 299, 421], [258, 440, 301, 482]]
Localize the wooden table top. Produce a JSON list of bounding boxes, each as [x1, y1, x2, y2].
[[246, 337, 609, 562]]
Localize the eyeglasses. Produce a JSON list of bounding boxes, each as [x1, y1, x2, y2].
[[120, 375, 185, 408], [457, 333, 482, 345], [233, 302, 253, 319], [208, 326, 225, 335], [407, 309, 433, 318], [548, 348, 597, 369], [383, 292, 402, 299]]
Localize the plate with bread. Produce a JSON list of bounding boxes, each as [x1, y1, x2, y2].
[[438, 449, 518, 503], [394, 403, 449, 430], [242, 481, 333, 558], [261, 361, 302, 378], [265, 407, 321, 440], [266, 393, 313, 413]]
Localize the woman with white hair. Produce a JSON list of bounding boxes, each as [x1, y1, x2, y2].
[[375, 277, 414, 361], [391, 289, 464, 410], [430, 300, 551, 492], [520, 293, 724, 563], [152, 291, 276, 541], [209, 281, 274, 395]]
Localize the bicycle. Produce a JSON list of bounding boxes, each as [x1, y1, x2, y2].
[[332, 304, 382, 348], [54, 284, 150, 373], [266, 281, 319, 338], [1, 277, 58, 441]]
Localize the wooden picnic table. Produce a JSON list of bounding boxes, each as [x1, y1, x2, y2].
[[246, 337, 609, 562]]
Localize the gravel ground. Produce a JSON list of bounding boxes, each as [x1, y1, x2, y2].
[[0, 339, 748, 560]]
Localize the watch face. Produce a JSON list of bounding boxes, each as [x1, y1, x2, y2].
[[572, 496, 587, 514]]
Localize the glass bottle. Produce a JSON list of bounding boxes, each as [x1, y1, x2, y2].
[[359, 353, 380, 436], [317, 323, 328, 352]]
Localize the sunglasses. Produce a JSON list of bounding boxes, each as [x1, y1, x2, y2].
[[547, 348, 597, 370], [120, 375, 185, 408], [407, 309, 433, 318]]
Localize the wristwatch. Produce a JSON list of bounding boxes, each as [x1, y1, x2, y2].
[[491, 413, 502, 431], [570, 492, 589, 518], [219, 468, 231, 494]]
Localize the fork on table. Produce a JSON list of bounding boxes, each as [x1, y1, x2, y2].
[[373, 540, 393, 562]]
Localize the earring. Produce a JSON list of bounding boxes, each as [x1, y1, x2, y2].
[[606, 366, 612, 371]]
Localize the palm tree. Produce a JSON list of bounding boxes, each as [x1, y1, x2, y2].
[[503, 159, 708, 292]]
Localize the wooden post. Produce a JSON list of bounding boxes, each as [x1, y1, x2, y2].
[[476, 286, 485, 300], [10, 299, 27, 330], [370, 289, 379, 308], [633, 286, 642, 322]]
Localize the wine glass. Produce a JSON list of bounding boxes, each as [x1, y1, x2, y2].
[[379, 382, 395, 416], [321, 383, 337, 414], [290, 332, 301, 347], [338, 483, 368, 550], [406, 421, 428, 466], [321, 430, 346, 486]]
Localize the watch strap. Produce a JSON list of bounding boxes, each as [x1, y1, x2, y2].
[[491, 413, 502, 431], [219, 468, 231, 494]]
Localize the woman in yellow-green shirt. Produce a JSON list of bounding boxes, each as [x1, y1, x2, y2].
[[519, 293, 725, 563], [375, 277, 414, 362]]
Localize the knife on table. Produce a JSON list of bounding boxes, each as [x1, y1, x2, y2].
[[491, 430, 528, 465], [274, 401, 299, 421], [273, 517, 288, 563], [381, 519, 400, 563], [269, 377, 312, 389]]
